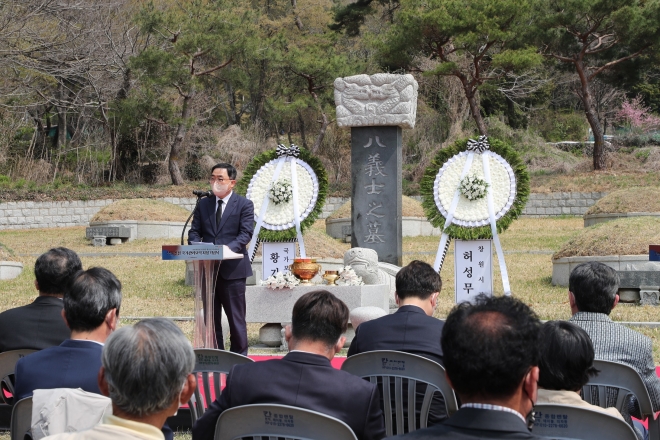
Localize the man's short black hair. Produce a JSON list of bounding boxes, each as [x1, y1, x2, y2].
[[35, 247, 82, 295], [538, 321, 599, 392], [569, 261, 619, 315], [395, 260, 441, 300], [64, 267, 122, 332], [441, 295, 541, 400], [211, 163, 237, 180], [291, 290, 349, 347]]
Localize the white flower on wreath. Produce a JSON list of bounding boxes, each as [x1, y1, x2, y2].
[[335, 266, 364, 286], [262, 271, 300, 289], [269, 179, 293, 205]]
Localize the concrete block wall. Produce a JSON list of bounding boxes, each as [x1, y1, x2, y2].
[[0, 192, 608, 231], [521, 192, 607, 217], [0, 197, 198, 230]]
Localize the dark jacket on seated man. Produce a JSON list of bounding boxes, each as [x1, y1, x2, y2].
[[348, 261, 447, 429], [391, 295, 545, 440], [0, 247, 81, 353], [193, 290, 386, 440], [193, 351, 385, 440]]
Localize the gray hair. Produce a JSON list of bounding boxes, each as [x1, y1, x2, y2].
[[102, 318, 195, 417]]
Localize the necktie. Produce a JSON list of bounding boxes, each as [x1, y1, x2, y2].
[[216, 199, 223, 226]]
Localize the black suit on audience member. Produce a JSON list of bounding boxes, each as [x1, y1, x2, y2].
[[389, 407, 544, 439], [348, 305, 447, 428], [347, 305, 444, 365], [192, 351, 386, 440], [0, 296, 70, 353]]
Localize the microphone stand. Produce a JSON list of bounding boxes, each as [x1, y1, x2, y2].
[[181, 194, 206, 245]]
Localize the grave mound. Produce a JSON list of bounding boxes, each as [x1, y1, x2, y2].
[[553, 217, 660, 260], [326, 195, 426, 220], [91, 199, 190, 222], [586, 187, 660, 215]]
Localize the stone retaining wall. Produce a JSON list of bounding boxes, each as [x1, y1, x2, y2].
[[0, 192, 608, 230], [522, 192, 607, 217]]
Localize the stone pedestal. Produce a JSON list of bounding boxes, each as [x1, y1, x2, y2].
[[335, 73, 418, 266], [245, 284, 389, 323], [0, 261, 23, 280]]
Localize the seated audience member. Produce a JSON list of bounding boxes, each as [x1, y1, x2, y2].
[[568, 262, 660, 414], [14, 267, 121, 401], [537, 320, 624, 420], [0, 247, 81, 353], [192, 290, 386, 440], [392, 295, 543, 439], [348, 260, 447, 427], [43, 318, 196, 440], [348, 260, 444, 364]]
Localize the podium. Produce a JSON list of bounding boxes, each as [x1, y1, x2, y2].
[[162, 245, 243, 348]]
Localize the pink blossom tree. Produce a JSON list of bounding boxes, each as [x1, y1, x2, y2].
[[615, 96, 660, 133]]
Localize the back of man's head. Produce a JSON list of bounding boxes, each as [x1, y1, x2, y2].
[[102, 318, 195, 418], [569, 261, 619, 315], [291, 290, 349, 348], [441, 295, 541, 401], [64, 267, 121, 332], [395, 260, 442, 300], [35, 247, 82, 296]]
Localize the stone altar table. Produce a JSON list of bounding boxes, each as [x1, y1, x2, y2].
[[246, 284, 390, 349]]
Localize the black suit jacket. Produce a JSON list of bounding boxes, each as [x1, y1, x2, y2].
[[348, 305, 444, 366], [0, 296, 70, 353], [188, 192, 254, 280], [390, 407, 544, 439], [192, 351, 386, 440]]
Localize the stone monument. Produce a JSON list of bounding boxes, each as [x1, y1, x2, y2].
[[334, 73, 418, 265]]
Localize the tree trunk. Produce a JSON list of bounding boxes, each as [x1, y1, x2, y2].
[[297, 109, 308, 149], [169, 92, 193, 185], [309, 89, 328, 154], [575, 61, 606, 170], [461, 81, 487, 135]]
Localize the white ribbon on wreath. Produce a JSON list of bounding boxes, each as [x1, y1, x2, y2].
[[248, 144, 307, 260], [433, 136, 511, 295]]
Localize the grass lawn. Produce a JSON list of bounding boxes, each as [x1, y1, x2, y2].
[[0, 217, 658, 363]]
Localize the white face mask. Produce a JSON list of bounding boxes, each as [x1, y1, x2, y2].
[[212, 181, 230, 198]]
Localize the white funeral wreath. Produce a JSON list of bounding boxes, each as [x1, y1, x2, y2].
[[246, 158, 319, 230]]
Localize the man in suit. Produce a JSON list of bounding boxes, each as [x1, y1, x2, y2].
[[392, 295, 543, 439], [348, 260, 446, 427], [13, 266, 122, 401], [568, 262, 660, 413], [348, 260, 444, 364], [192, 290, 386, 440], [0, 247, 81, 353], [188, 162, 254, 355]]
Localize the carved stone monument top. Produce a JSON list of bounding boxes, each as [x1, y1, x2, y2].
[[334, 74, 418, 129]]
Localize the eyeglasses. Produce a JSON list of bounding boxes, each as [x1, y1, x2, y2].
[[209, 177, 234, 183]]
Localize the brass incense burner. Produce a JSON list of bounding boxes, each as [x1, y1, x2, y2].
[[290, 258, 321, 285], [322, 270, 339, 286]]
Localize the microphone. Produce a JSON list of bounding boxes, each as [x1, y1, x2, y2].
[[193, 190, 213, 198]]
